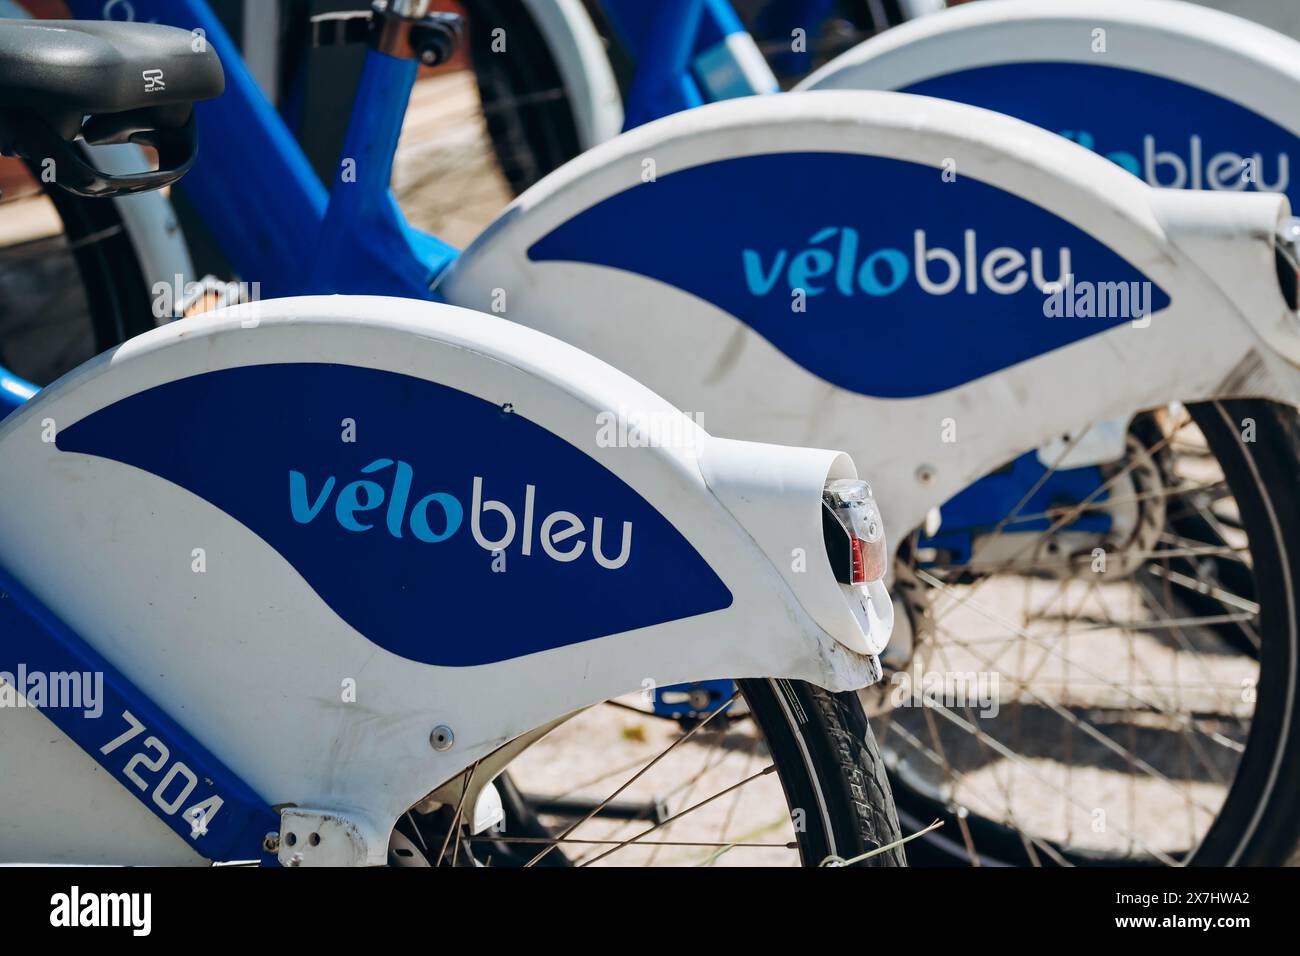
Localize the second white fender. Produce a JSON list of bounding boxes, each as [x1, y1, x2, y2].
[[436, 91, 1300, 544]]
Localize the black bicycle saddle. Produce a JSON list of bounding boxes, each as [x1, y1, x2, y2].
[[0, 19, 223, 122], [0, 18, 225, 197]]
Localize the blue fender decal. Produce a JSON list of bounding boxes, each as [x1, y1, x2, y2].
[[901, 62, 1295, 205], [56, 364, 733, 666], [0, 560, 279, 863], [527, 152, 1170, 398]]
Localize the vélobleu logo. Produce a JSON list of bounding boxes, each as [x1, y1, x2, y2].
[[899, 62, 1297, 202], [55, 364, 732, 666], [1061, 130, 1289, 192], [743, 227, 1069, 298], [289, 458, 633, 568], [526, 150, 1170, 397]]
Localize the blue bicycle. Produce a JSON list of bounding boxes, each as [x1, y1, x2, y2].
[[5, 0, 1300, 867], [0, 14, 914, 868]]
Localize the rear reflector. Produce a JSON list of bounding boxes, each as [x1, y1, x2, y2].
[[822, 478, 887, 585]]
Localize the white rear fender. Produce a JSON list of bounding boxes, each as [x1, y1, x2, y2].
[[437, 91, 1300, 540], [800, 0, 1300, 103], [0, 296, 878, 864], [796, 0, 1300, 402]]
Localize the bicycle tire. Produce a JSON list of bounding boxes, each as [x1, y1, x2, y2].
[[887, 399, 1300, 867], [466, 0, 585, 196], [738, 678, 906, 866]]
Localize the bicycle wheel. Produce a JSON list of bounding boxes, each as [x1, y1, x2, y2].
[[0, 157, 153, 387], [389, 678, 906, 867], [873, 399, 1300, 866], [466, 0, 584, 196]]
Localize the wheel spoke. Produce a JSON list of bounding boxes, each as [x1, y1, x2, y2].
[[882, 409, 1268, 864], [577, 765, 779, 867], [522, 689, 740, 867]]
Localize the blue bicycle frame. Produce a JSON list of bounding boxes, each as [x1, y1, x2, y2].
[[69, 0, 457, 299], [602, 0, 780, 129], [3, 0, 444, 414], [0, 0, 461, 414]]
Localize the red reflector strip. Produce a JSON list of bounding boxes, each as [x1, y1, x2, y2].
[[850, 536, 865, 585]]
